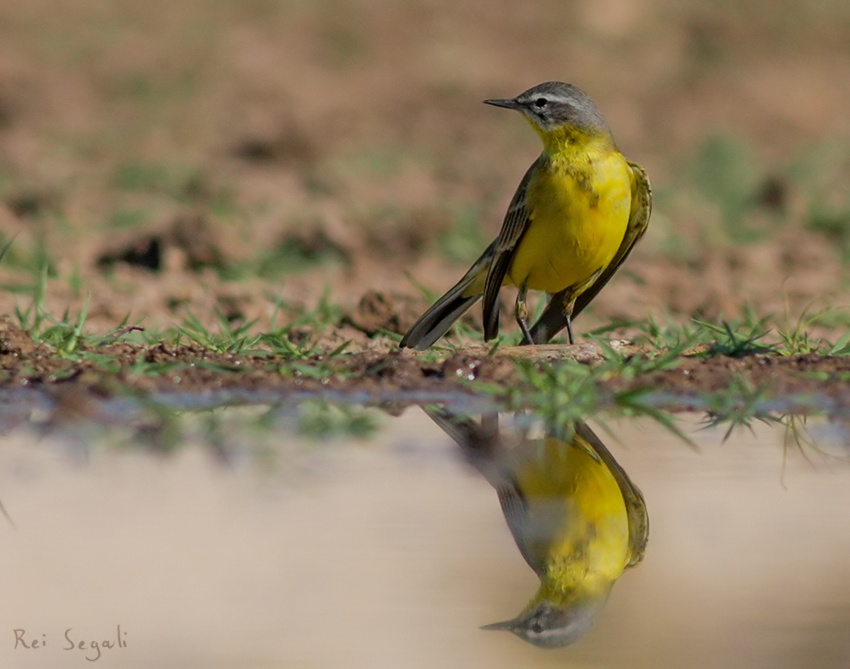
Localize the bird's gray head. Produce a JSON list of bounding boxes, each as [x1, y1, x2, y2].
[[484, 81, 609, 135], [480, 593, 610, 648]]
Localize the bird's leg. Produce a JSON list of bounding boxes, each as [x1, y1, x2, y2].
[[563, 296, 576, 345], [515, 281, 534, 345]]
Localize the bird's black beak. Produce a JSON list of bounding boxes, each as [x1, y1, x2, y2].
[[483, 97, 520, 110]]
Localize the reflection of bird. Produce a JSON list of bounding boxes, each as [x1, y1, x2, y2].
[[427, 409, 648, 648], [400, 81, 651, 350]]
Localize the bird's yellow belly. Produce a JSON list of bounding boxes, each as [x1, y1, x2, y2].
[[520, 437, 632, 589], [507, 157, 631, 295]]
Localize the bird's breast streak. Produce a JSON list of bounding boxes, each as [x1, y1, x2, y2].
[[509, 155, 631, 294]]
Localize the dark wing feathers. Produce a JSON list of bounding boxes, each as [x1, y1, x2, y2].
[[481, 159, 540, 340]]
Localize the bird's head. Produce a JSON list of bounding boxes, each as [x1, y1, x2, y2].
[[480, 588, 611, 648], [484, 81, 610, 139]]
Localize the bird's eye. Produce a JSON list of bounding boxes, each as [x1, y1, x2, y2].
[[530, 621, 544, 634], [534, 97, 548, 108]]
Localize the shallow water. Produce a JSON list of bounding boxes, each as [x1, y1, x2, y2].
[[2, 402, 850, 668]]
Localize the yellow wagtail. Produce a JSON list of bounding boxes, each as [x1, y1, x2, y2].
[[400, 81, 651, 349], [426, 408, 649, 648]]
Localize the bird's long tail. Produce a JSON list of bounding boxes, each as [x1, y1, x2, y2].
[[400, 244, 494, 350]]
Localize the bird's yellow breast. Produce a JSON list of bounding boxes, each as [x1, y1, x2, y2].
[[507, 139, 632, 295], [519, 436, 632, 597]]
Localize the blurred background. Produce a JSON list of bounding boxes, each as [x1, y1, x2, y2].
[[1, 0, 849, 336]]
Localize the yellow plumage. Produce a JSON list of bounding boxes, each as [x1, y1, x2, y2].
[[509, 136, 632, 294], [512, 433, 635, 616]]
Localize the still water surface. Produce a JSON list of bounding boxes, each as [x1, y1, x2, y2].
[[2, 404, 850, 668]]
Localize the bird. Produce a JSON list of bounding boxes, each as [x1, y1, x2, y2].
[[400, 81, 651, 349], [425, 407, 649, 648]]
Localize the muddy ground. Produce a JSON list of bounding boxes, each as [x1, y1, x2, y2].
[[4, 315, 850, 416], [1, 1, 850, 409]]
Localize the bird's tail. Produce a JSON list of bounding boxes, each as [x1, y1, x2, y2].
[[400, 244, 493, 350]]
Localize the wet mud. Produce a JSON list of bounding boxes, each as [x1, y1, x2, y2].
[[3, 315, 849, 412]]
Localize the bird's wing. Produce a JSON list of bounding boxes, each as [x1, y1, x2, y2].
[[481, 158, 541, 341], [526, 160, 652, 344], [572, 421, 649, 567], [495, 482, 549, 575], [424, 406, 547, 574]]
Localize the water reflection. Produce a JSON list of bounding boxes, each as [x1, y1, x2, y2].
[[426, 407, 649, 647], [5, 401, 850, 666]]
